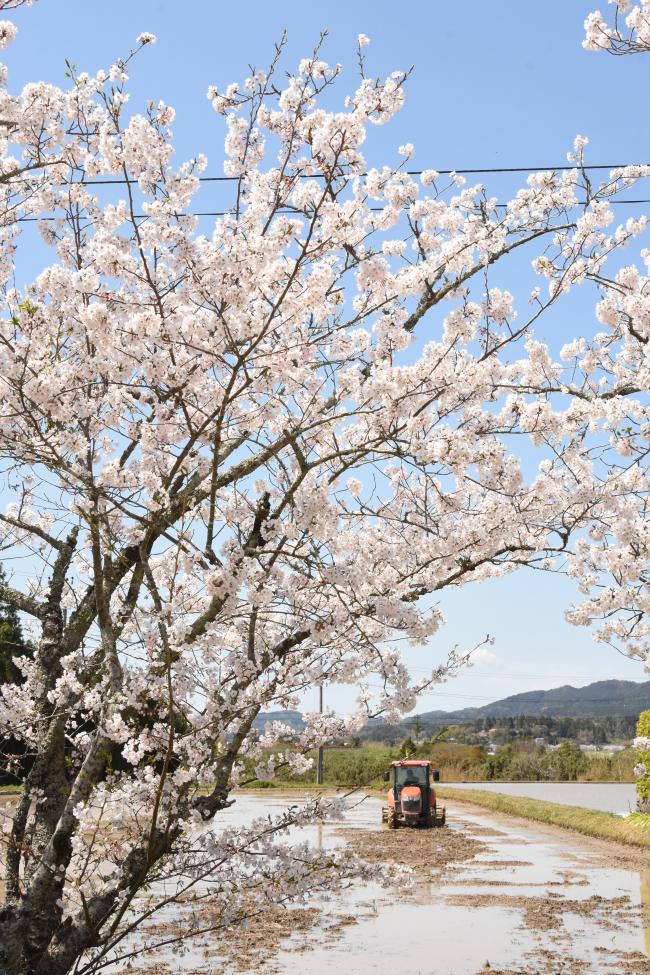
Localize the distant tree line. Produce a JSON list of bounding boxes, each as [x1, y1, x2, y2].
[[466, 714, 636, 742], [364, 713, 637, 746], [409, 738, 635, 783]]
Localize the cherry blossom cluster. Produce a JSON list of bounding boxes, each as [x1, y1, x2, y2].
[[584, 1, 650, 53]]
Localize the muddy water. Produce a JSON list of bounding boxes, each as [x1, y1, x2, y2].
[[4, 789, 647, 974], [244, 795, 650, 975], [106, 792, 650, 975], [445, 782, 637, 815]]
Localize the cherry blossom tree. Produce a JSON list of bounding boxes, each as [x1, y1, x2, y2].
[[0, 3, 650, 972]]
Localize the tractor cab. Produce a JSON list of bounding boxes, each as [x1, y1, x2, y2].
[[381, 760, 446, 829]]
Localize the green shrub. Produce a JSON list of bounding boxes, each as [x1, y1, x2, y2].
[[637, 711, 650, 738], [542, 741, 588, 781], [399, 737, 416, 758], [635, 710, 650, 807]]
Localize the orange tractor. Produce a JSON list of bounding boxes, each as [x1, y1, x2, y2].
[[381, 759, 446, 829]]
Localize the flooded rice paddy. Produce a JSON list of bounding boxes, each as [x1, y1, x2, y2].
[[445, 782, 638, 815], [109, 791, 650, 975]]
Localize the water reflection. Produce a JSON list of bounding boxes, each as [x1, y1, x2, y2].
[[641, 869, 650, 957], [445, 781, 637, 814]]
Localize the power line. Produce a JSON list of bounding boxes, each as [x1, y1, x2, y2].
[[407, 164, 649, 176], [60, 162, 650, 187], [10, 160, 650, 223], [15, 197, 650, 225], [366, 683, 645, 705], [404, 664, 622, 681]]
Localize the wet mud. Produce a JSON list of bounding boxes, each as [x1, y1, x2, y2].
[[337, 816, 487, 872]]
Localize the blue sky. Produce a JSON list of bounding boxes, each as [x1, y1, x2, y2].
[[6, 1, 650, 713]]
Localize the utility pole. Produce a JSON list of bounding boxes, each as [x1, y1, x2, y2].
[[414, 714, 422, 743], [316, 683, 324, 785]]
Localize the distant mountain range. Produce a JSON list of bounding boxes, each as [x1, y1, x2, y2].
[[410, 679, 650, 724], [254, 680, 650, 737], [253, 710, 305, 732]]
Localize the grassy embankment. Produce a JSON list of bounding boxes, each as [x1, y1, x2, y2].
[[437, 786, 650, 849]]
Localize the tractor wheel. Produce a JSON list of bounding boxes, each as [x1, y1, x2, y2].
[[435, 807, 446, 827], [387, 809, 397, 830]]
